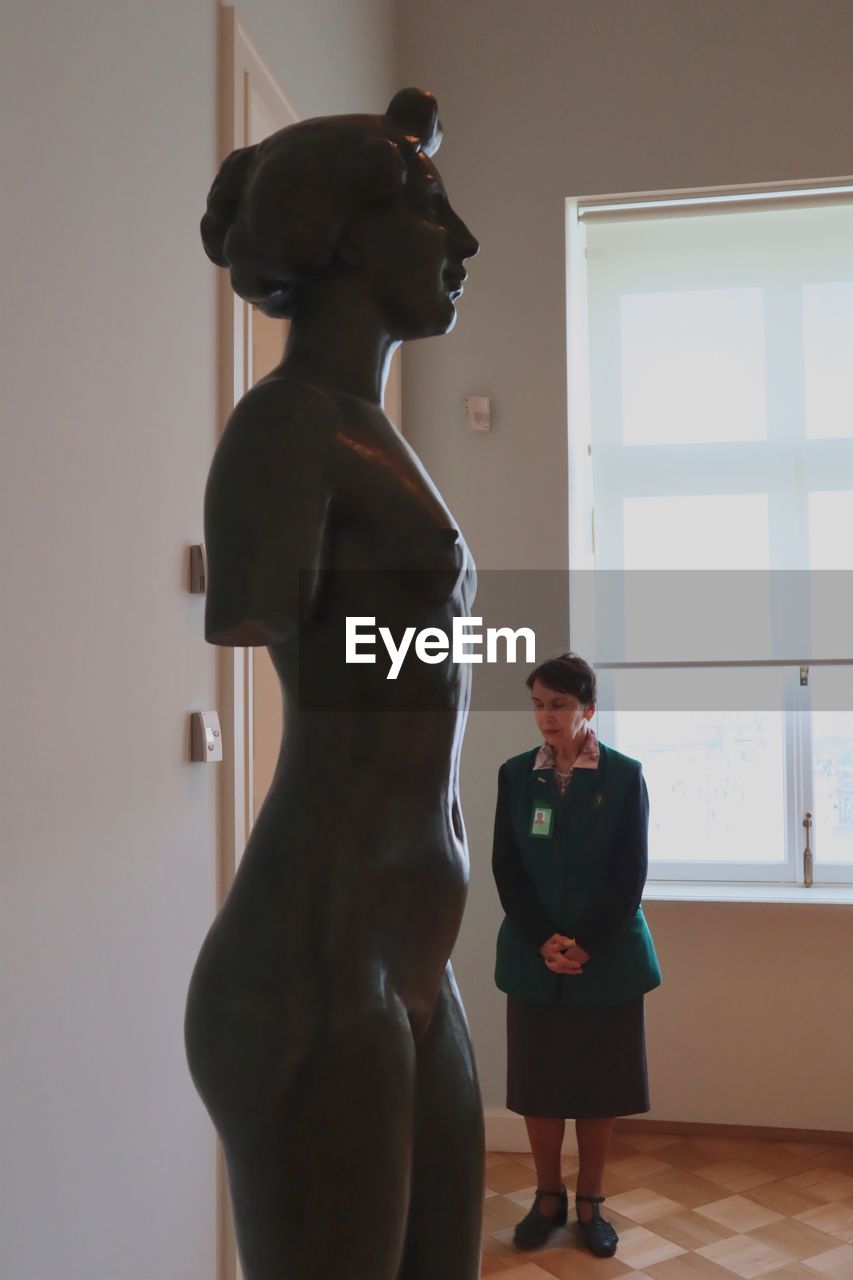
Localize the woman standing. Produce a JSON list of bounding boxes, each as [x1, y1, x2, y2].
[[492, 653, 661, 1258]]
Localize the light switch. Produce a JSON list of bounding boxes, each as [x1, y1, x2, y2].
[[190, 710, 223, 763]]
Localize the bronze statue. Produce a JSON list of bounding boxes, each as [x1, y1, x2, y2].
[[184, 89, 484, 1279]]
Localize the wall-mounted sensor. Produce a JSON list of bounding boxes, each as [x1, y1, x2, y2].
[[190, 710, 223, 763], [189, 544, 207, 594], [465, 396, 491, 432]]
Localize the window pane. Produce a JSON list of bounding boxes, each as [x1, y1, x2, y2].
[[809, 491, 853, 658], [804, 282, 853, 440], [809, 659, 853, 867], [609, 668, 787, 865], [615, 707, 786, 863], [620, 288, 766, 445], [624, 494, 770, 570], [809, 490, 853, 571], [619, 496, 772, 661], [812, 711, 853, 865]]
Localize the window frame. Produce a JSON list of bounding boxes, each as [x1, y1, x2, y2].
[[566, 179, 853, 887]]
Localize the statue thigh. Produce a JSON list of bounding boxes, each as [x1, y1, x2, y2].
[[399, 964, 485, 1280], [224, 995, 416, 1280], [220, 969, 484, 1280]]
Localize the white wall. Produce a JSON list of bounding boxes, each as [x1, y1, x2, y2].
[[223, 0, 397, 118], [398, 0, 853, 1132], [0, 3, 395, 1278]]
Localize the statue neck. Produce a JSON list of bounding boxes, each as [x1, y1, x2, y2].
[[280, 289, 400, 408]]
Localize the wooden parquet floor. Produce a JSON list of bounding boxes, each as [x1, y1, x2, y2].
[[482, 1131, 853, 1279]]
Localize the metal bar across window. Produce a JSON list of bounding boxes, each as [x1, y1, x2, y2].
[[595, 659, 852, 671], [577, 179, 853, 223]]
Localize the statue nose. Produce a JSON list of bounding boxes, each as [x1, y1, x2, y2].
[[452, 215, 479, 260], [460, 230, 480, 259]]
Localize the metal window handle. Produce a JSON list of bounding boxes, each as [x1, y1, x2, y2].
[[802, 812, 813, 887]]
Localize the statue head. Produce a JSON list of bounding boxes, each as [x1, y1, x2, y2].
[[200, 88, 478, 338]]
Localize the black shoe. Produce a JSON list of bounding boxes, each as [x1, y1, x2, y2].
[[575, 1194, 618, 1257], [513, 1185, 569, 1250]]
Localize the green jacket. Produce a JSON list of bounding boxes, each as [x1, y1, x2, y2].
[[493, 742, 661, 1008]]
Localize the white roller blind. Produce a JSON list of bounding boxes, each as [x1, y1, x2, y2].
[[578, 194, 853, 664]]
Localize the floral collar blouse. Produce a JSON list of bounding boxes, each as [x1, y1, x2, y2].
[[532, 728, 600, 798]]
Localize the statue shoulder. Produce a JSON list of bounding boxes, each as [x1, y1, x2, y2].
[[203, 377, 336, 647], [215, 376, 337, 463]]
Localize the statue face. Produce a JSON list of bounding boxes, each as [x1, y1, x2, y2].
[[350, 151, 479, 340]]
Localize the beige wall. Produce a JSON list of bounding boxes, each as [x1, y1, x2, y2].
[[398, 0, 853, 1131], [643, 901, 853, 1129], [0, 3, 395, 1278]]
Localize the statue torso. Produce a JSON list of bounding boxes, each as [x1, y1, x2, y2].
[[202, 375, 476, 1027]]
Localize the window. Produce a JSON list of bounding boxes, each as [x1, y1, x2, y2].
[[566, 183, 853, 885]]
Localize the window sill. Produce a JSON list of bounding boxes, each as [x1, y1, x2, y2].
[[644, 881, 853, 905]]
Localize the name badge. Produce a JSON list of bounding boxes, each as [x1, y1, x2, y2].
[[530, 804, 554, 838]]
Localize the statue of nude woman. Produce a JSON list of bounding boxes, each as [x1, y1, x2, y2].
[[184, 89, 484, 1280]]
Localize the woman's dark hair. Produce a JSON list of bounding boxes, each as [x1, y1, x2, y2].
[[525, 652, 597, 706], [200, 88, 442, 318]]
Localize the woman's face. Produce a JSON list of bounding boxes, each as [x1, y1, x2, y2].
[[349, 150, 479, 340], [530, 679, 595, 749]]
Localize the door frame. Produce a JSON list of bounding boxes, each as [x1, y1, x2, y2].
[[211, 10, 298, 1279], [214, 7, 299, 899]]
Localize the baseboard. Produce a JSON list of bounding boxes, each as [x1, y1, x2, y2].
[[614, 1118, 853, 1147], [484, 1108, 578, 1154], [485, 1110, 853, 1152]]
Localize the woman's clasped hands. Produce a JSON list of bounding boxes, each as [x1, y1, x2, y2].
[[539, 933, 591, 975]]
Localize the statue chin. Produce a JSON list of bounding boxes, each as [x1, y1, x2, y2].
[[402, 299, 459, 342]]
